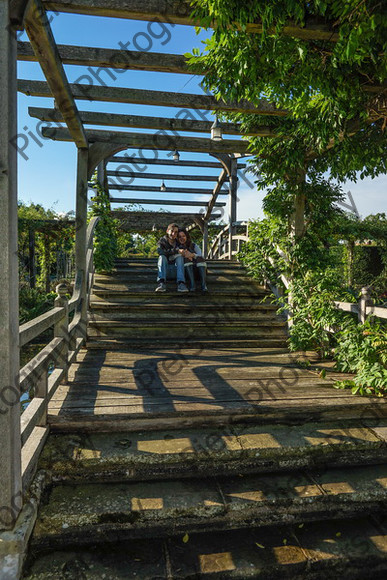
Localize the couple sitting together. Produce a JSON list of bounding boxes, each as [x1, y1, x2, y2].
[[155, 223, 208, 293]]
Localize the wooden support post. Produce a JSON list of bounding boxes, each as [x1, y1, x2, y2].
[[292, 192, 306, 239], [97, 160, 104, 185], [54, 283, 69, 382], [75, 148, 89, 341], [359, 286, 373, 325], [28, 225, 36, 288], [202, 221, 209, 259], [290, 170, 306, 240], [36, 368, 48, 426], [228, 158, 238, 259], [43, 233, 51, 292], [347, 240, 355, 287], [0, 1, 22, 530]]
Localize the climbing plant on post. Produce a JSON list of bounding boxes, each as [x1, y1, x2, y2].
[[88, 173, 118, 273]]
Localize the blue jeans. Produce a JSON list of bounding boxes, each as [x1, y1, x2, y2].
[[157, 254, 185, 284]]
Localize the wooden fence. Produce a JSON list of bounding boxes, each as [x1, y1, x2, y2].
[[18, 217, 100, 491]]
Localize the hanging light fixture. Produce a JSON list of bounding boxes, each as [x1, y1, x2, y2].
[[160, 180, 167, 192], [173, 150, 180, 162], [211, 116, 222, 141]]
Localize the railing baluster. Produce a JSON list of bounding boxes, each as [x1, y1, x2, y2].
[[54, 283, 69, 382], [359, 286, 373, 324], [35, 368, 48, 426]]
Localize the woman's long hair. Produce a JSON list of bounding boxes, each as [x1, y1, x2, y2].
[[178, 228, 193, 250]]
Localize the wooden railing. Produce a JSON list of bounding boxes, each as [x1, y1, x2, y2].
[[334, 287, 387, 323], [18, 217, 100, 490], [208, 221, 249, 260], [210, 223, 387, 328]]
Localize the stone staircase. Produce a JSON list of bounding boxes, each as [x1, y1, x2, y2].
[[87, 258, 289, 349], [22, 258, 387, 578], [23, 420, 387, 578]]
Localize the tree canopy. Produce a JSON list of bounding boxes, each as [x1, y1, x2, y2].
[[187, 0, 387, 184]]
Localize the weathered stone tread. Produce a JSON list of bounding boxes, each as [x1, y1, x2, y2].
[[38, 420, 387, 484], [31, 464, 387, 549]]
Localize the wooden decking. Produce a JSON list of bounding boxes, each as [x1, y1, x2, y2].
[[48, 346, 386, 431], [47, 259, 387, 430]]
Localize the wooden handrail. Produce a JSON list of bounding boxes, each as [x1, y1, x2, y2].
[[18, 214, 101, 492], [210, 224, 387, 328], [19, 307, 64, 347]]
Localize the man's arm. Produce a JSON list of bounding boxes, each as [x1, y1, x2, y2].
[[157, 237, 179, 258]]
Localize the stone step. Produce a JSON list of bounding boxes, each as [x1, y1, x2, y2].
[[48, 385, 387, 432], [90, 290, 269, 303], [88, 311, 282, 322], [114, 258, 241, 265], [94, 273, 260, 285], [38, 420, 387, 485], [30, 463, 387, 552], [85, 337, 287, 350], [112, 264, 247, 273], [89, 302, 279, 318], [86, 320, 288, 339], [23, 516, 387, 579]]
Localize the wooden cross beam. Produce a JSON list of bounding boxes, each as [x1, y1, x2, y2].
[[43, 0, 339, 42], [18, 41, 190, 74], [110, 210, 221, 231], [106, 171, 230, 182], [19, 42, 383, 95], [18, 79, 286, 116], [23, 0, 87, 148], [108, 184, 228, 195], [204, 169, 228, 222], [28, 107, 277, 136], [9, 1, 31, 29], [40, 127, 250, 154], [109, 198, 226, 207], [108, 156, 247, 169]]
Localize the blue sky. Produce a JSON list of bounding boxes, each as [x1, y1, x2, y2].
[[16, 12, 386, 222]]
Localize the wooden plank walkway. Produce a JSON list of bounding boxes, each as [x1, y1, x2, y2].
[[48, 259, 387, 430], [48, 347, 387, 431]]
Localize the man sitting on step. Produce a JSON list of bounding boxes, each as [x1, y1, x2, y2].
[[155, 223, 189, 292]]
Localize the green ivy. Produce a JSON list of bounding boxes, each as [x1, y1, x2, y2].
[[88, 176, 118, 273], [238, 183, 387, 396], [19, 284, 56, 325], [334, 319, 387, 396]]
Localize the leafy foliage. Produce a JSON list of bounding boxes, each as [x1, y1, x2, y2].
[[19, 284, 56, 325], [188, 0, 387, 183], [89, 177, 118, 273], [18, 201, 75, 294], [239, 203, 387, 395], [334, 318, 387, 396]]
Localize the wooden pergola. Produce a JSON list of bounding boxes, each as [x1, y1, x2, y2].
[[2, 0, 384, 534]]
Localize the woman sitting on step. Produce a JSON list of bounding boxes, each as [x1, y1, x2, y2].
[[177, 228, 208, 292]]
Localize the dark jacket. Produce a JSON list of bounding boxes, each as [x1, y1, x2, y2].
[[157, 235, 179, 263]]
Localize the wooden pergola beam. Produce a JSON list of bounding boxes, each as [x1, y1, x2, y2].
[[43, 0, 339, 42], [40, 127, 250, 154], [108, 184, 228, 195], [204, 169, 228, 222], [111, 210, 221, 231], [19, 79, 286, 116], [28, 106, 277, 136], [109, 156, 247, 169], [110, 198, 226, 207], [19, 42, 384, 94], [23, 0, 87, 148], [10, 0, 31, 29], [106, 171, 229, 182], [18, 41, 190, 74]]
